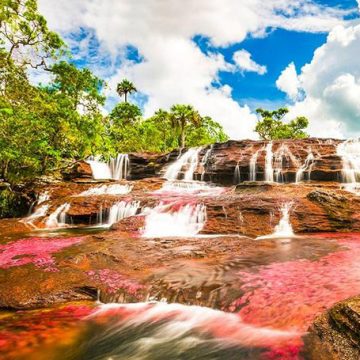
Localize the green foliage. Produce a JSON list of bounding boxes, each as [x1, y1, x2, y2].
[[107, 104, 229, 154], [116, 79, 137, 103], [0, 0, 65, 68], [0, 0, 229, 185], [255, 107, 309, 140], [110, 102, 142, 125]]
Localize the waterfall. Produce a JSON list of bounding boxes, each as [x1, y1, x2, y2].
[[336, 139, 360, 193], [22, 204, 49, 228], [155, 181, 224, 196], [257, 203, 295, 239], [142, 203, 207, 237], [163, 148, 202, 181], [273, 145, 286, 183], [87, 154, 129, 180], [96, 201, 140, 227], [200, 145, 213, 181], [109, 154, 130, 180], [249, 149, 261, 181], [87, 157, 112, 180], [77, 184, 133, 196], [45, 203, 70, 228], [264, 142, 274, 182], [295, 150, 315, 183], [234, 163, 241, 184]]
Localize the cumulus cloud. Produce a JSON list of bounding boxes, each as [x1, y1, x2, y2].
[[38, 0, 348, 139], [276, 62, 300, 100], [233, 50, 267, 75], [285, 23, 360, 138]]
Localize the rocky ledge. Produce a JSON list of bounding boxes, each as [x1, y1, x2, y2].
[[304, 296, 360, 360]]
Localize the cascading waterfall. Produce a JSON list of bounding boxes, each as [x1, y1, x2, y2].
[[45, 203, 70, 228], [273, 145, 286, 183], [336, 138, 360, 193], [22, 204, 50, 228], [109, 154, 130, 180], [264, 142, 274, 182], [77, 184, 132, 196], [155, 181, 225, 196], [234, 162, 241, 184], [200, 145, 213, 181], [142, 203, 207, 237], [249, 148, 262, 181], [96, 201, 140, 227], [257, 203, 295, 239], [163, 148, 202, 181], [87, 154, 129, 180], [295, 150, 315, 183]]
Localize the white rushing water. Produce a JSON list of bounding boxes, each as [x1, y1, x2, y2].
[[234, 162, 241, 184], [264, 142, 274, 182], [155, 181, 225, 196], [257, 203, 295, 239], [295, 150, 315, 183], [200, 145, 213, 181], [142, 203, 207, 237], [249, 149, 262, 181], [163, 148, 202, 181], [77, 184, 133, 196], [22, 204, 50, 228], [45, 203, 70, 228], [96, 201, 141, 227], [87, 154, 129, 180], [90, 302, 301, 352], [337, 138, 360, 193]]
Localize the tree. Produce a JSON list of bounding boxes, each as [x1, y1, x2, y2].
[[255, 107, 309, 140], [0, 0, 64, 69], [116, 79, 137, 103], [169, 104, 201, 148], [109, 102, 142, 125]]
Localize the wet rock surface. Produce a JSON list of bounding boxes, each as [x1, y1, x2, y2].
[[304, 296, 360, 360]]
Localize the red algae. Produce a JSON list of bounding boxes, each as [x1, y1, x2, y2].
[[86, 269, 145, 297], [230, 238, 360, 332], [0, 237, 83, 271], [0, 302, 95, 360]]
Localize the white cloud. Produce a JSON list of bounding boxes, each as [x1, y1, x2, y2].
[[276, 62, 300, 100], [38, 0, 348, 139], [285, 22, 360, 138], [233, 50, 267, 75]]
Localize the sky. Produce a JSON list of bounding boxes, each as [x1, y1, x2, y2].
[[37, 0, 360, 140]]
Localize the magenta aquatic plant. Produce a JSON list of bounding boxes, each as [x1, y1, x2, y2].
[[87, 269, 145, 297], [0, 237, 83, 271], [230, 238, 360, 332]]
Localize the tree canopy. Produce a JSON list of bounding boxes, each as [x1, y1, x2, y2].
[[0, 1, 229, 184], [255, 107, 309, 140]]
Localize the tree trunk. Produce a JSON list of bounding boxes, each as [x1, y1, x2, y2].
[[125, 92, 128, 103]]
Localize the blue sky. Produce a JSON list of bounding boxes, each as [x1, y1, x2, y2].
[[39, 0, 360, 139]]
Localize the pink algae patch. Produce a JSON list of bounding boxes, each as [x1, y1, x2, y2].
[[0, 303, 95, 360], [0, 237, 83, 271], [230, 238, 360, 332], [86, 269, 145, 297]]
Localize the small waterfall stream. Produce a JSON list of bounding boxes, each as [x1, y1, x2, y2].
[[164, 148, 202, 181], [142, 203, 207, 237], [337, 138, 360, 193], [295, 150, 315, 183], [264, 142, 274, 182], [87, 154, 129, 180], [45, 203, 70, 228], [257, 203, 295, 239], [96, 201, 141, 227], [77, 184, 132, 196]]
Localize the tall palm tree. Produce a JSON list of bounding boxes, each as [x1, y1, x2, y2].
[[116, 79, 137, 102], [169, 104, 201, 148]]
